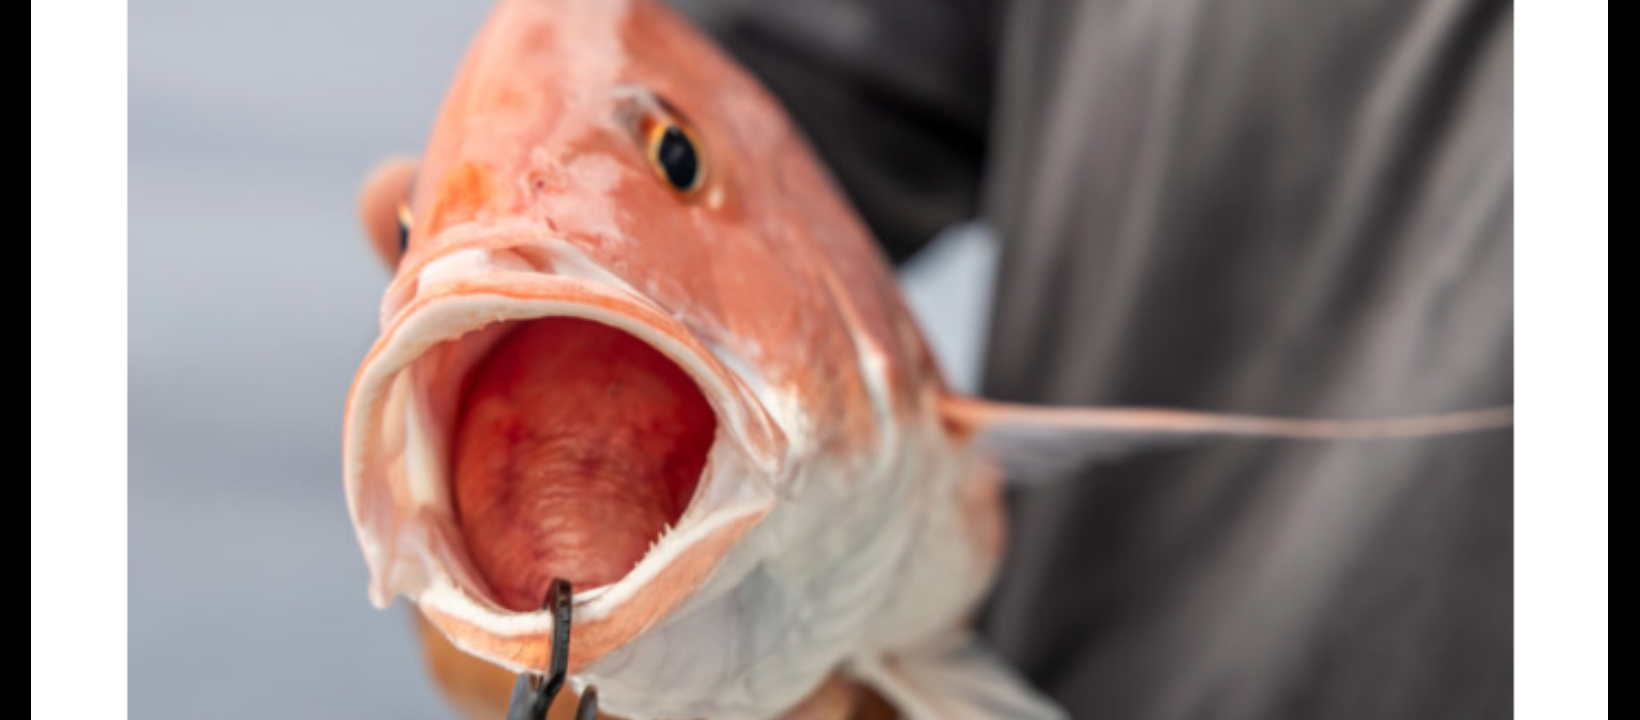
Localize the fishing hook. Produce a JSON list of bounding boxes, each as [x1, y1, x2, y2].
[[506, 578, 600, 720]]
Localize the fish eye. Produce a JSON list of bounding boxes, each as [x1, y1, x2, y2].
[[646, 122, 704, 193], [358, 157, 418, 270], [396, 202, 413, 255]]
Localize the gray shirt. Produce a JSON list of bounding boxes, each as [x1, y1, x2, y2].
[[675, 1, 1513, 718]]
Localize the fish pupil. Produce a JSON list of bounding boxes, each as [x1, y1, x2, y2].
[[395, 202, 412, 256], [656, 125, 699, 190]]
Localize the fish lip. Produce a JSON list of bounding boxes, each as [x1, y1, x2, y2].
[[342, 243, 786, 672]]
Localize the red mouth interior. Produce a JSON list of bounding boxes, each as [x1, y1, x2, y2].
[[450, 317, 717, 612]]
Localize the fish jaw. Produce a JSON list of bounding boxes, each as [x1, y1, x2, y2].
[[342, 231, 787, 674]]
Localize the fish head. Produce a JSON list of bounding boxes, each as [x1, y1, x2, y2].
[[345, 0, 929, 682]]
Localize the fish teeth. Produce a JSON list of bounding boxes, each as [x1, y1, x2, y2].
[[645, 523, 677, 558]]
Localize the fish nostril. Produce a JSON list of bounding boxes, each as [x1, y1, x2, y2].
[[524, 168, 564, 196]]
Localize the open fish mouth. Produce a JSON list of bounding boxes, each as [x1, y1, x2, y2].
[[342, 232, 783, 671], [449, 315, 718, 610]]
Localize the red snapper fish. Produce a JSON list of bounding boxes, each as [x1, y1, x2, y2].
[[344, 1, 1511, 718]]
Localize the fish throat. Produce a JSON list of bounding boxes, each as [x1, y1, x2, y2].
[[450, 318, 717, 612]]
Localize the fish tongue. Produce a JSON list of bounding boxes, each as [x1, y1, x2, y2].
[[449, 317, 716, 612]]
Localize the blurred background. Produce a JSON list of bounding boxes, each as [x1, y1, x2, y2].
[[130, 2, 992, 718], [131, 2, 476, 716]]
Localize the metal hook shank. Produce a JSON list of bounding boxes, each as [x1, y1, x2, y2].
[[506, 578, 580, 720]]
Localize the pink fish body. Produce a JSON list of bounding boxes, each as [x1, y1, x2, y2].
[[345, 2, 1511, 718]]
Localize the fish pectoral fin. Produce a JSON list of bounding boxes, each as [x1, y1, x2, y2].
[[849, 634, 1067, 720], [940, 395, 1513, 484]]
